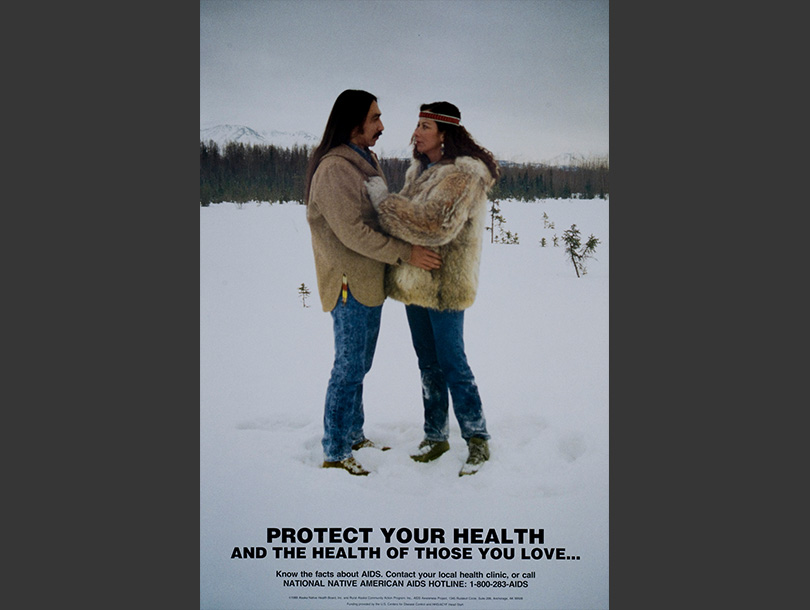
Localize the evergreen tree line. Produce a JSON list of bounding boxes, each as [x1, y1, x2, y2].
[[491, 158, 609, 200], [200, 141, 609, 206]]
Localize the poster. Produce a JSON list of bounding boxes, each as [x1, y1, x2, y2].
[[201, 2, 608, 608]]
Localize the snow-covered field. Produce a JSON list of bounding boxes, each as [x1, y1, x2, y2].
[[200, 197, 609, 609]]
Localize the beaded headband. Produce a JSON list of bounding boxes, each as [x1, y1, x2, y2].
[[419, 111, 461, 126]]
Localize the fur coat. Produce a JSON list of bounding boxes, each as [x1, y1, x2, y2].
[[376, 155, 496, 311], [307, 145, 413, 311]]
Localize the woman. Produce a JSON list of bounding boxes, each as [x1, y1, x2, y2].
[[365, 101, 499, 476]]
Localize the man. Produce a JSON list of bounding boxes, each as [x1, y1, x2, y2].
[[305, 90, 441, 475]]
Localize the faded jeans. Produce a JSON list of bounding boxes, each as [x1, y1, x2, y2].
[[405, 305, 490, 443], [322, 289, 381, 462]]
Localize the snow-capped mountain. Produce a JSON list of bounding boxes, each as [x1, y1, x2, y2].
[[200, 124, 415, 158], [200, 124, 319, 150], [499, 152, 609, 168], [543, 152, 608, 168], [199, 124, 603, 166]]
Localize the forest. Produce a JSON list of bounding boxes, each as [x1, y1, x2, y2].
[[199, 141, 609, 206]]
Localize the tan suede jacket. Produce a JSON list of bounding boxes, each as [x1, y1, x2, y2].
[[306, 144, 412, 311]]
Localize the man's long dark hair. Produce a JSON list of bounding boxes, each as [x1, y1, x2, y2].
[[413, 101, 500, 181], [304, 89, 377, 203]]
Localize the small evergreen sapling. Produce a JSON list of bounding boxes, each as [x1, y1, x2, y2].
[[298, 283, 311, 307], [540, 211, 554, 248], [499, 229, 520, 245], [486, 200, 505, 243], [486, 200, 519, 244], [562, 224, 600, 277]]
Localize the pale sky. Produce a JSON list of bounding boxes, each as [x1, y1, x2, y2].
[[200, 0, 608, 163]]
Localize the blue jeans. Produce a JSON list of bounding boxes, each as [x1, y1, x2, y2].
[[405, 305, 490, 443], [322, 290, 382, 462]]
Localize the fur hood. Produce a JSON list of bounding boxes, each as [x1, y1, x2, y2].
[[376, 155, 496, 310]]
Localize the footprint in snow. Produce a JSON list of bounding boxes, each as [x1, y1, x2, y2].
[[557, 433, 586, 462]]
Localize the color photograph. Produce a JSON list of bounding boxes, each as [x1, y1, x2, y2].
[[200, 2, 609, 608]]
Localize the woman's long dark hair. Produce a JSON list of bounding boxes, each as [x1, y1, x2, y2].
[[413, 101, 499, 181], [304, 89, 377, 203]]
